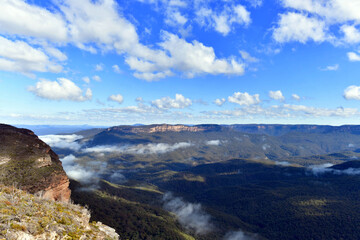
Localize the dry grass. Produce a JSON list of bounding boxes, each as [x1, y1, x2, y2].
[[0, 184, 118, 240]]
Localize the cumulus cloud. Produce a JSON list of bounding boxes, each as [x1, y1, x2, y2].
[[274, 0, 360, 46], [83, 142, 193, 155], [228, 92, 260, 106], [0, 36, 63, 74], [39, 134, 83, 151], [0, 0, 246, 80], [0, 0, 68, 41], [214, 98, 226, 106], [269, 90, 285, 101], [108, 94, 124, 104], [281, 0, 360, 23], [152, 94, 192, 109], [273, 12, 327, 43], [163, 192, 213, 235], [347, 52, 360, 62], [112, 64, 121, 73], [341, 25, 360, 44], [344, 85, 360, 100], [28, 78, 92, 101], [196, 4, 251, 36]]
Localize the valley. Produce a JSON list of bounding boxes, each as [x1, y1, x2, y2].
[[42, 124, 360, 240]]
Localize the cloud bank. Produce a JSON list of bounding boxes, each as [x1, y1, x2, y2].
[[223, 230, 257, 240], [83, 142, 193, 154], [163, 192, 213, 235], [39, 134, 83, 151], [60, 154, 103, 186], [309, 163, 360, 176]]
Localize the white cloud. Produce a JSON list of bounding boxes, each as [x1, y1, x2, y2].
[[309, 163, 360, 176], [347, 52, 360, 61], [92, 75, 101, 82], [206, 140, 221, 146], [224, 230, 256, 240], [60, 154, 104, 186], [269, 90, 285, 101], [275, 161, 291, 166], [196, 5, 251, 36], [239, 50, 259, 63], [60, 0, 139, 53], [39, 134, 83, 151], [165, 10, 188, 26], [83, 142, 193, 154], [152, 94, 192, 109], [321, 64, 339, 71], [44, 47, 68, 62], [214, 98, 226, 106], [126, 142, 193, 154], [156, 32, 244, 77], [273, 12, 327, 43], [276, 0, 360, 45], [341, 25, 360, 44], [112, 64, 121, 73], [28, 78, 92, 101], [95, 63, 104, 71], [108, 94, 124, 104], [283, 104, 359, 117], [292, 94, 301, 101], [163, 192, 213, 235], [0, 0, 246, 80], [206, 104, 359, 118], [0, 36, 62, 74], [281, 0, 360, 23], [344, 85, 360, 100], [0, 0, 68, 42], [82, 76, 90, 83], [228, 92, 260, 106]]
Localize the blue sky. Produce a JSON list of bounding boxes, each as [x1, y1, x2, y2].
[[1, 0, 360, 126]]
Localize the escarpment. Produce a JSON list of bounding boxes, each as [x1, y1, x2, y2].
[[0, 124, 71, 202], [108, 124, 222, 134]]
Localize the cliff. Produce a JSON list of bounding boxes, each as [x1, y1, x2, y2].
[[108, 124, 222, 134], [0, 184, 118, 240], [0, 124, 70, 202]]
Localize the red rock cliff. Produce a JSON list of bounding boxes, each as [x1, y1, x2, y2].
[[0, 124, 71, 202]]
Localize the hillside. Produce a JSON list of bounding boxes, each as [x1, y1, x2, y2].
[[0, 184, 118, 239], [0, 124, 70, 201]]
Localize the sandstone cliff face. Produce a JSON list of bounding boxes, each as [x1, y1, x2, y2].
[[108, 124, 222, 134], [0, 124, 71, 202]]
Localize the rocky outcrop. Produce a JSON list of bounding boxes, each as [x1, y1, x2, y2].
[[0, 124, 71, 202], [0, 185, 119, 239]]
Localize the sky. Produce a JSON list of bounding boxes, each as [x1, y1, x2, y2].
[[1, 0, 360, 126]]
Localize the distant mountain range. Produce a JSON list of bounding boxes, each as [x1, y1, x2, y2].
[[71, 124, 360, 166]]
